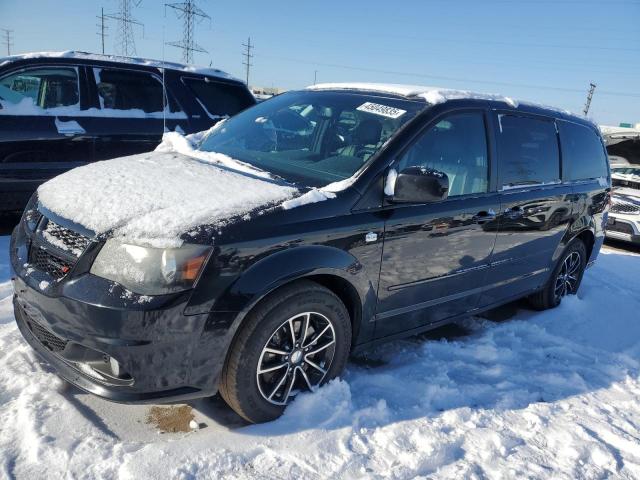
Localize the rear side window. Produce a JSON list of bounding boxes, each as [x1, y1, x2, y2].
[[184, 78, 254, 117], [0, 67, 79, 110], [95, 68, 164, 113], [497, 114, 560, 188], [558, 121, 609, 181]]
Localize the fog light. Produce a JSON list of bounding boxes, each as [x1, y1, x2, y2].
[[109, 357, 120, 377], [78, 362, 104, 380]]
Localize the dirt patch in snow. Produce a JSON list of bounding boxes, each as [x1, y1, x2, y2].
[[146, 405, 195, 433]]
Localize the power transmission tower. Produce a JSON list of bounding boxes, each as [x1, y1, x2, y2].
[[105, 0, 144, 57], [96, 7, 109, 55], [242, 37, 253, 86], [583, 82, 596, 116], [1, 29, 13, 56], [165, 1, 210, 64]]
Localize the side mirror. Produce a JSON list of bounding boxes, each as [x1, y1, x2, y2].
[[390, 167, 449, 203]]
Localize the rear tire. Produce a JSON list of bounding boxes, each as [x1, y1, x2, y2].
[[529, 239, 587, 310], [219, 280, 351, 423]]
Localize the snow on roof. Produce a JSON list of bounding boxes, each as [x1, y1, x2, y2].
[[37, 132, 297, 248], [0, 51, 240, 82], [307, 82, 519, 107]]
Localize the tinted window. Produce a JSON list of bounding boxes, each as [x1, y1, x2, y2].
[[398, 112, 489, 197], [497, 115, 559, 188], [95, 68, 164, 113], [184, 78, 254, 117], [558, 121, 608, 181], [199, 90, 423, 187], [0, 67, 79, 109]]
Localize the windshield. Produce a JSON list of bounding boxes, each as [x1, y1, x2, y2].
[[198, 90, 424, 187]]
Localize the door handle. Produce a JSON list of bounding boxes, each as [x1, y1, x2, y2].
[[60, 129, 86, 137], [472, 209, 496, 224]]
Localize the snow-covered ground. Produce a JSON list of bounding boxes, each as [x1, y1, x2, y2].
[[1, 232, 640, 479]]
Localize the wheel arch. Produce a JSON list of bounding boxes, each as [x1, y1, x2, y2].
[[208, 245, 377, 355]]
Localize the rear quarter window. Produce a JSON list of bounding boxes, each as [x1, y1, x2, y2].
[[183, 78, 255, 117], [496, 114, 560, 188], [558, 120, 609, 181]]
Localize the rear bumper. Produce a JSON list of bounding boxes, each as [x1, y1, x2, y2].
[[0, 189, 34, 213], [10, 223, 235, 404]]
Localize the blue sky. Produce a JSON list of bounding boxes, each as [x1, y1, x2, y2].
[[1, 0, 639, 125]]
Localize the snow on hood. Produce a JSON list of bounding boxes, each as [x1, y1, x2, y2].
[[37, 134, 297, 248]]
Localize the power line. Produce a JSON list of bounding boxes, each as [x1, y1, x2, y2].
[[96, 7, 109, 55], [256, 53, 640, 99], [242, 37, 254, 86], [105, 0, 144, 57], [165, 1, 210, 64], [1, 29, 13, 56], [583, 83, 597, 116]]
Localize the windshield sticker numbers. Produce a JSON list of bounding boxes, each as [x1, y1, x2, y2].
[[356, 102, 407, 119]]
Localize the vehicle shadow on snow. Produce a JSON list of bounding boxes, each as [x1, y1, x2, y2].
[[22, 250, 640, 438], [241, 257, 640, 436], [26, 357, 122, 439]]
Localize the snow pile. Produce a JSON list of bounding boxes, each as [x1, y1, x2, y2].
[[37, 135, 297, 247], [1, 234, 640, 478]]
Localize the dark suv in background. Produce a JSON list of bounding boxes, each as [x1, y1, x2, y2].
[[0, 51, 255, 213], [11, 84, 610, 423]]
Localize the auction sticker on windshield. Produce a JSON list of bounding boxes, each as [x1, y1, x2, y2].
[[357, 102, 407, 119]]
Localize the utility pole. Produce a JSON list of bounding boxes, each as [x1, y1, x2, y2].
[[314, 70, 318, 85], [96, 7, 108, 55], [242, 37, 254, 86], [583, 82, 596, 116], [165, 1, 210, 64], [105, 0, 144, 57], [1, 29, 13, 56]]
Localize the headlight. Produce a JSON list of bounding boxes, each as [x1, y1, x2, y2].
[[90, 240, 211, 295]]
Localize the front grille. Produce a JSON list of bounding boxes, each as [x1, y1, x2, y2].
[[29, 247, 72, 279], [41, 220, 90, 257], [607, 221, 634, 235], [610, 201, 640, 215], [25, 316, 68, 353]]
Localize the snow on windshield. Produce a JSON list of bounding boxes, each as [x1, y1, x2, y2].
[[37, 133, 298, 247]]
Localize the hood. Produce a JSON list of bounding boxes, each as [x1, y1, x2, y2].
[[37, 149, 298, 248]]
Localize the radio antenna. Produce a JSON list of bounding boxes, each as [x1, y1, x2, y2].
[[162, 26, 167, 133]]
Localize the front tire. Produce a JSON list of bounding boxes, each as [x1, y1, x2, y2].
[[529, 238, 587, 310], [219, 280, 351, 423]]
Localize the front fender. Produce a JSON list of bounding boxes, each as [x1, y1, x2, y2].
[[218, 244, 373, 312]]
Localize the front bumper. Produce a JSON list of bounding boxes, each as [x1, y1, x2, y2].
[[10, 222, 234, 404], [605, 214, 640, 245]]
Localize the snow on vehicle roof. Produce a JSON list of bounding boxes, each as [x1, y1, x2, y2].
[[37, 132, 297, 248], [0, 51, 240, 82], [307, 82, 519, 107]]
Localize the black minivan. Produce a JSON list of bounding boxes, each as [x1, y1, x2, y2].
[[10, 83, 610, 423], [0, 51, 255, 213]]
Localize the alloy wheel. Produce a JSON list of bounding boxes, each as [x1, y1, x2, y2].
[[256, 311, 336, 406], [554, 251, 582, 301]]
